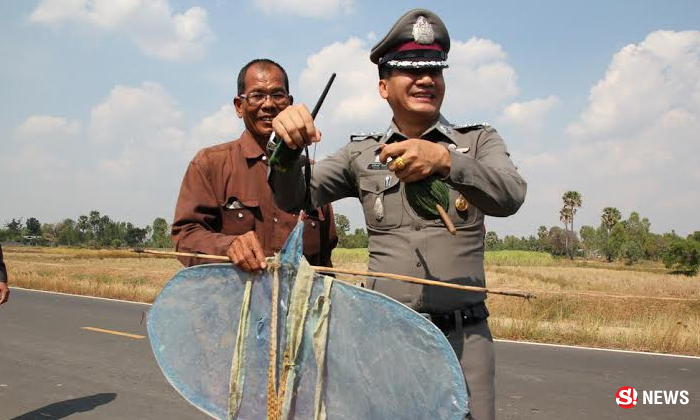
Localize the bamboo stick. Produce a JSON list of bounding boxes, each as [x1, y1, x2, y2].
[[435, 204, 456, 235], [133, 249, 533, 299]]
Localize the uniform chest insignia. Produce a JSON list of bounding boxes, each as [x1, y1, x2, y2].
[[373, 196, 384, 221], [351, 132, 383, 142], [412, 16, 434, 44], [455, 194, 469, 212]]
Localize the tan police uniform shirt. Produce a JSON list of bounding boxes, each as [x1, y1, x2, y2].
[[271, 116, 526, 313], [172, 130, 338, 267]]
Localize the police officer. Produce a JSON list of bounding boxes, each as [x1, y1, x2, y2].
[[270, 9, 526, 420]]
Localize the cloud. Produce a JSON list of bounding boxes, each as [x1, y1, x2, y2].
[[29, 0, 212, 61], [498, 95, 560, 133], [566, 30, 700, 137], [300, 37, 383, 121], [442, 38, 519, 115], [496, 30, 700, 237], [188, 104, 243, 155], [89, 81, 184, 150], [253, 0, 354, 18], [15, 115, 82, 139]]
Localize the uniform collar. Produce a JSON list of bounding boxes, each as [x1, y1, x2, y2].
[[381, 114, 458, 145], [239, 130, 267, 160]]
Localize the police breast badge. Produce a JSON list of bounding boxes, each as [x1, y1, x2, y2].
[[455, 194, 469, 212]]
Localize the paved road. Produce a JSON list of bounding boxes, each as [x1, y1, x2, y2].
[[1, 288, 699, 419]]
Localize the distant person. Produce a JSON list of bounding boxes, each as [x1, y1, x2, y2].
[[171, 58, 338, 271], [0, 244, 9, 305], [269, 9, 526, 420]]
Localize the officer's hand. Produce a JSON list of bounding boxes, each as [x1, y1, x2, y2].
[[272, 104, 320, 150], [379, 139, 451, 183], [226, 231, 267, 272], [0, 282, 9, 306]]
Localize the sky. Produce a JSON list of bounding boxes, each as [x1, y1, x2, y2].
[[1, 0, 699, 238]]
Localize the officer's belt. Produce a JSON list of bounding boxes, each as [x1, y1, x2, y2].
[[422, 302, 489, 334]]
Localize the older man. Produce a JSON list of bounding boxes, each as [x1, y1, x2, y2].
[[269, 9, 526, 420], [172, 59, 337, 270]]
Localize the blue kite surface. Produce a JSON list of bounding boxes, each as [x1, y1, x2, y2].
[[148, 222, 468, 420]]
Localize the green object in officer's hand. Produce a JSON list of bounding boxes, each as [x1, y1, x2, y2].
[[405, 176, 456, 235], [269, 73, 336, 173], [405, 176, 449, 219]]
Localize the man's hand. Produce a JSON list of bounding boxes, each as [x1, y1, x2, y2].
[[379, 139, 451, 183], [227, 231, 267, 272], [272, 104, 321, 151], [0, 282, 9, 306]]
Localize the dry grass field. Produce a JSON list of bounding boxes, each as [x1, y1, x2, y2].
[[4, 246, 699, 355]]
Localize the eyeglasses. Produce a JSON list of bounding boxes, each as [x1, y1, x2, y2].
[[239, 92, 290, 106]]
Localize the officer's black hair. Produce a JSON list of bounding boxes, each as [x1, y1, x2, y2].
[[378, 64, 393, 80], [237, 59, 290, 95]]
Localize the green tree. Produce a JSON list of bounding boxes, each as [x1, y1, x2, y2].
[[561, 191, 583, 260], [608, 223, 628, 262], [688, 231, 700, 243], [334, 214, 350, 238], [150, 217, 172, 248], [56, 218, 80, 246], [77, 215, 90, 241], [26, 217, 42, 236], [601, 207, 621, 233], [662, 238, 700, 276], [579, 225, 598, 258], [4, 218, 23, 240], [125, 223, 148, 247], [485, 231, 501, 250]]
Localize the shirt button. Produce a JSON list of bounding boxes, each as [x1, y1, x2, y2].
[[416, 262, 422, 267], [237, 213, 243, 218], [273, 217, 278, 223], [414, 226, 421, 231], [311, 222, 316, 227]]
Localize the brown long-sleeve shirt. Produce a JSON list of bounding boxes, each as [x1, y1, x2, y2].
[[172, 130, 337, 267], [0, 244, 7, 283]]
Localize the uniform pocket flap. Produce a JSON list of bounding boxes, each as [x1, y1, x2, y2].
[[222, 196, 260, 209]]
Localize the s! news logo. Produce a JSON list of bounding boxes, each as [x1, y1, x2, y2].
[[615, 386, 689, 409]]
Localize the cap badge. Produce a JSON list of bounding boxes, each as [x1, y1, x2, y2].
[[412, 16, 434, 45]]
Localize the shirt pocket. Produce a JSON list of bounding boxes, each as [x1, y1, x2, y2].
[[220, 197, 259, 236], [302, 214, 323, 257], [358, 172, 403, 229]]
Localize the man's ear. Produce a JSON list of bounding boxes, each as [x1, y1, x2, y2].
[[378, 79, 389, 100], [288, 95, 294, 105], [233, 96, 244, 118]]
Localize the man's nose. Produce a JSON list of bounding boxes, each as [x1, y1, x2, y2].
[[415, 73, 435, 86]]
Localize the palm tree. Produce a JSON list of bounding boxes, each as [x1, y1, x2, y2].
[[559, 206, 573, 258], [561, 191, 583, 259], [601, 207, 621, 234]]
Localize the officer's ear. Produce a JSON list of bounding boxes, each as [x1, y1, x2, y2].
[[233, 96, 244, 118], [378, 79, 389, 100]]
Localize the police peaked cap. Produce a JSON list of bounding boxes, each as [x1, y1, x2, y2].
[[370, 8, 450, 69]]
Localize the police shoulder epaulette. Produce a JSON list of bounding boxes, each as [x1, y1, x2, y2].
[[350, 131, 383, 142], [453, 122, 491, 133]]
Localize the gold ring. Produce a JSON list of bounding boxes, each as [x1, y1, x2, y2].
[[394, 156, 405, 170]]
